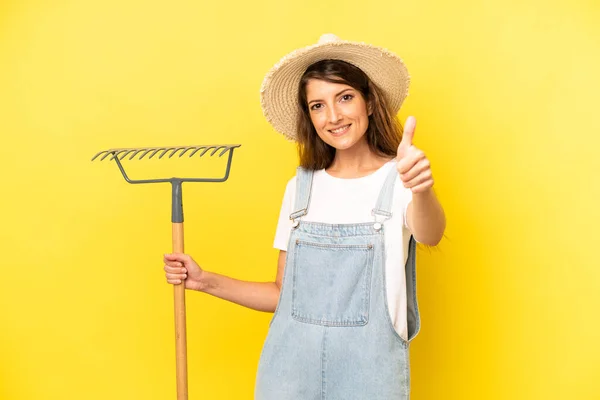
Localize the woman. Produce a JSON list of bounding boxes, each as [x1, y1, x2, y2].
[[164, 34, 445, 399]]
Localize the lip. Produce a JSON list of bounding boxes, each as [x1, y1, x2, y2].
[[328, 124, 351, 136]]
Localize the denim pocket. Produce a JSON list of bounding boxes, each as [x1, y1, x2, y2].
[[291, 240, 374, 327]]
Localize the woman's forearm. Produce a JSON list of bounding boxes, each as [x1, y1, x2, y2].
[[408, 188, 446, 246], [196, 271, 281, 313]]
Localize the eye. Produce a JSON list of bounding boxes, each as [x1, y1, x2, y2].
[[341, 94, 354, 102], [310, 103, 323, 111]]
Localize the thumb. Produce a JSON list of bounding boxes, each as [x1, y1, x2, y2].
[[398, 116, 416, 156], [164, 253, 188, 262]]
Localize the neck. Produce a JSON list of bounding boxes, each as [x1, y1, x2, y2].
[[327, 140, 393, 178]]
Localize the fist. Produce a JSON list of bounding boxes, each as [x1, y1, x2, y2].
[[163, 253, 205, 291], [396, 116, 434, 194]]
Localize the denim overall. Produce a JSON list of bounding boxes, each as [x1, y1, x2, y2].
[[255, 166, 420, 400]]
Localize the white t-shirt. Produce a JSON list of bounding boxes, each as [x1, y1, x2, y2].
[[273, 160, 414, 340]]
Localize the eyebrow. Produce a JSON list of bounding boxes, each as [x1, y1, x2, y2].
[[307, 88, 354, 106]]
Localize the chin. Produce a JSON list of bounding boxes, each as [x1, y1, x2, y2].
[[330, 140, 357, 150], [324, 134, 363, 150]]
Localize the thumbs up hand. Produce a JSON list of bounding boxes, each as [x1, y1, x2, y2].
[[396, 116, 434, 194]]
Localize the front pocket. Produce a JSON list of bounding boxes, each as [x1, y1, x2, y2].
[[291, 240, 375, 327]]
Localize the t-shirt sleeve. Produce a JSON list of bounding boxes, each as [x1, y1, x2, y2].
[[273, 176, 296, 251]]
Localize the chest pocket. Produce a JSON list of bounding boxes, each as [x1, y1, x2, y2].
[[291, 239, 375, 327]]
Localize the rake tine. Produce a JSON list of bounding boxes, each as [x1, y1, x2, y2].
[[139, 149, 153, 160], [107, 150, 119, 161], [149, 148, 166, 159], [157, 148, 172, 159], [178, 147, 194, 157], [188, 146, 206, 157], [120, 149, 138, 160], [199, 147, 212, 157], [128, 149, 146, 160], [218, 147, 231, 157], [168, 147, 186, 158], [211, 145, 231, 156], [101, 151, 117, 161], [166, 148, 178, 158], [91, 150, 108, 161], [111, 150, 129, 160]]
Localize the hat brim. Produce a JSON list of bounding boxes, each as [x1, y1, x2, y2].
[[260, 40, 410, 141]]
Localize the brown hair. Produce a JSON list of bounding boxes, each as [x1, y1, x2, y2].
[[296, 59, 403, 170]]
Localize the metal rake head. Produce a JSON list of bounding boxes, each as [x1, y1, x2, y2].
[[91, 143, 241, 186], [91, 144, 241, 162]]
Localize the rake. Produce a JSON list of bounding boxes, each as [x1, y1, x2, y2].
[[92, 144, 241, 400]]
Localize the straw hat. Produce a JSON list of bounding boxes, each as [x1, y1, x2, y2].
[[260, 33, 410, 141]]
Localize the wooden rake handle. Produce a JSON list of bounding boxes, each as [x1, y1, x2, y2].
[[172, 222, 188, 400]]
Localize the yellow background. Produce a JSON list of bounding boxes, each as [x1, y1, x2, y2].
[[1, 0, 599, 399]]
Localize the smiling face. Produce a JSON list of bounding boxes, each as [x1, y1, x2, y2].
[[304, 78, 372, 151], [295, 60, 401, 170]]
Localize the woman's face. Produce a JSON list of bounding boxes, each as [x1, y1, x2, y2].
[[304, 79, 371, 151]]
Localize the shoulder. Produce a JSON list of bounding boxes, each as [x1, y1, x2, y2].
[[285, 175, 297, 192], [279, 175, 297, 205]]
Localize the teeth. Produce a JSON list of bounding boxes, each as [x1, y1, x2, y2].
[[331, 125, 350, 134]]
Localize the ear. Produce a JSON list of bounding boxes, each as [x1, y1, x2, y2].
[[367, 101, 373, 116]]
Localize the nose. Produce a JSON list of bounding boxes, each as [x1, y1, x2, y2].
[[327, 104, 342, 124]]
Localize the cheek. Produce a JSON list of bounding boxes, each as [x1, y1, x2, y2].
[[350, 103, 369, 121], [352, 114, 368, 131], [310, 113, 325, 129], [355, 108, 370, 133]]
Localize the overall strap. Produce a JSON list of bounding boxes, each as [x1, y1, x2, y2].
[[289, 166, 314, 221], [372, 164, 399, 221]]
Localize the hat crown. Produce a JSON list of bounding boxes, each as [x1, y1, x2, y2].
[[318, 33, 341, 44]]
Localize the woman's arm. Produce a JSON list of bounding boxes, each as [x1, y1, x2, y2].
[[164, 250, 287, 313], [406, 189, 446, 246], [396, 116, 446, 245]]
